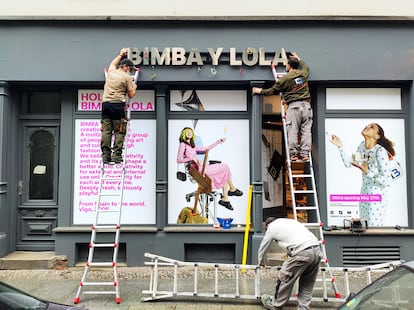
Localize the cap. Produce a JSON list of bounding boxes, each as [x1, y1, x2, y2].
[[119, 58, 136, 71]]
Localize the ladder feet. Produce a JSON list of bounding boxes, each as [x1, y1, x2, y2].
[[335, 293, 342, 298], [116, 297, 121, 304], [73, 297, 80, 304]]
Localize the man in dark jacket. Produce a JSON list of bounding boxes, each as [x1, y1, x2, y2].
[[253, 52, 312, 161]]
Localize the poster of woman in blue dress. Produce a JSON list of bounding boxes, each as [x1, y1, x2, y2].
[[325, 118, 407, 228]]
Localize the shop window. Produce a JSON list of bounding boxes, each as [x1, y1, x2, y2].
[[325, 88, 407, 228], [168, 89, 250, 226], [21, 91, 61, 114], [170, 90, 247, 111], [326, 88, 401, 110]]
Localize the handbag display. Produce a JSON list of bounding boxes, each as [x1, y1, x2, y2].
[[390, 158, 402, 181], [176, 171, 187, 181], [268, 149, 283, 181], [176, 163, 187, 181]]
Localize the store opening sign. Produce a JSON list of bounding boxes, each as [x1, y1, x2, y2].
[[78, 89, 155, 112]]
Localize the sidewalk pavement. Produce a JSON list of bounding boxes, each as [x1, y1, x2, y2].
[[0, 265, 373, 310]]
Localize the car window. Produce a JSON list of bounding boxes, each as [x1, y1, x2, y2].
[[339, 266, 414, 310], [0, 282, 46, 309]]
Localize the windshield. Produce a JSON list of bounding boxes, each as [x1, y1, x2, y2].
[[338, 266, 414, 310], [0, 282, 47, 310]]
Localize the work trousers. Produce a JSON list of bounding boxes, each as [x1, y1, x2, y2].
[[101, 101, 127, 160], [285, 101, 313, 157], [272, 246, 321, 310]]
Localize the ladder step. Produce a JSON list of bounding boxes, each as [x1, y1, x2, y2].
[[101, 177, 123, 181], [83, 291, 117, 295], [87, 262, 116, 267], [292, 174, 313, 178], [90, 243, 117, 248], [99, 193, 122, 197], [303, 222, 323, 228], [295, 206, 318, 211], [94, 225, 120, 230], [293, 190, 315, 194], [81, 282, 116, 286]]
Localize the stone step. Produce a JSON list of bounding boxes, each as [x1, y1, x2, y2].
[[0, 251, 67, 270]]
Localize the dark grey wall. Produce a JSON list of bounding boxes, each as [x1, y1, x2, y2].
[[1, 20, 414, 265], [1, 21, 414, 83]]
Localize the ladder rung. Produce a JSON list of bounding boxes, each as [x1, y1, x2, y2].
[[83, 291, 117, 294], [90, 243, 117, 248], [95, 210, 121, 215], [81, 282, 116, 286], [93, 225, 120, 230], [295, 206, 318, 211], [303, 223, 322, 228], [293, 190, 315, 194], [87, 262, 116, 267], [99, 193, 122, 197], [101, 177, 123, 181], [292, 174, 312, 178]]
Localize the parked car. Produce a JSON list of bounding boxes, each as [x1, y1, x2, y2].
[[0, 281, 87, 310], [337, 261, 414, 310]]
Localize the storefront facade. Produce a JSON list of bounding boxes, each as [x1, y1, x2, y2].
[[0, 18, 413, 266]]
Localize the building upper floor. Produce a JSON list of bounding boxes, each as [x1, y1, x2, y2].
[[0, 0, 413, 20]]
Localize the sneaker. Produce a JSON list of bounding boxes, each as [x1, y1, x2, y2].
[[228, 189, 243, 196], [261, 294, 277, 310], [301, 154, 309, 161], [219, 200, 233, 210], [290, 155, 299, 161]]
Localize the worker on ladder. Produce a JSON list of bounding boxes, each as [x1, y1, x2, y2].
[[258, 217, 322, 310], [252, 51, 312, 162], [101, 48, 137, 164]]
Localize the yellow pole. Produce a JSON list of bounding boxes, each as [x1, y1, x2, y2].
[[242, 184, 253, 272]]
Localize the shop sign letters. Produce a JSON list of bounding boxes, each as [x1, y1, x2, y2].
[[128, 47, 290, 67]]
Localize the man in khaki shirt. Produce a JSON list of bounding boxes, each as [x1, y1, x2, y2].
[[101, 48, 137, 164]]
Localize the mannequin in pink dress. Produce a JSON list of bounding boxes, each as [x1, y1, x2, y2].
[[177, 127, 243, 210]]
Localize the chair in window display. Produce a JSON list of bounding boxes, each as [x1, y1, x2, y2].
[[177, 150, 221, 225]]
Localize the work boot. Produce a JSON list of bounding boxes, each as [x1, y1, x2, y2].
[[111, 156, 123, 164], [261, 294, 279, 310], [102, 156, 112, 165]]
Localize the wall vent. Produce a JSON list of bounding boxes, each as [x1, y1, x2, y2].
[[342, 246, 400, 267]]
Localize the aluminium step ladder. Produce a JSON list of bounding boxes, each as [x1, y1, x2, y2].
[[74, 68, 140, 305], [141, 252, 402, 303], [271, 63, 342, 301]]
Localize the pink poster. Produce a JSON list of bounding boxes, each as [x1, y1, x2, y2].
[[73, 119, 156, 224]]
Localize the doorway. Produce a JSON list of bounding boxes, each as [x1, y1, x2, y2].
[[16, 91, 61, 250]]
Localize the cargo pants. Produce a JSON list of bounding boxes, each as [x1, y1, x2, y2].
[[101, 101, 127, 161], [285, 101, 313, 158], [271, 245, 321, 310]]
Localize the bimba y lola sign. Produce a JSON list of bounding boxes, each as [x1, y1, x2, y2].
[[128, 47, 291, 67]]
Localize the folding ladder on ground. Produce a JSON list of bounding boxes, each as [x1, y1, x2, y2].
[[270, 64, 341, 300], [74, 68, 140, 305], [141, 252, 402, 303]]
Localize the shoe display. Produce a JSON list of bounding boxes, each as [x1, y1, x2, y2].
[[228, 189, 243, 196], [218, 200, 233, 210], [261, 294, 277, 310]]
